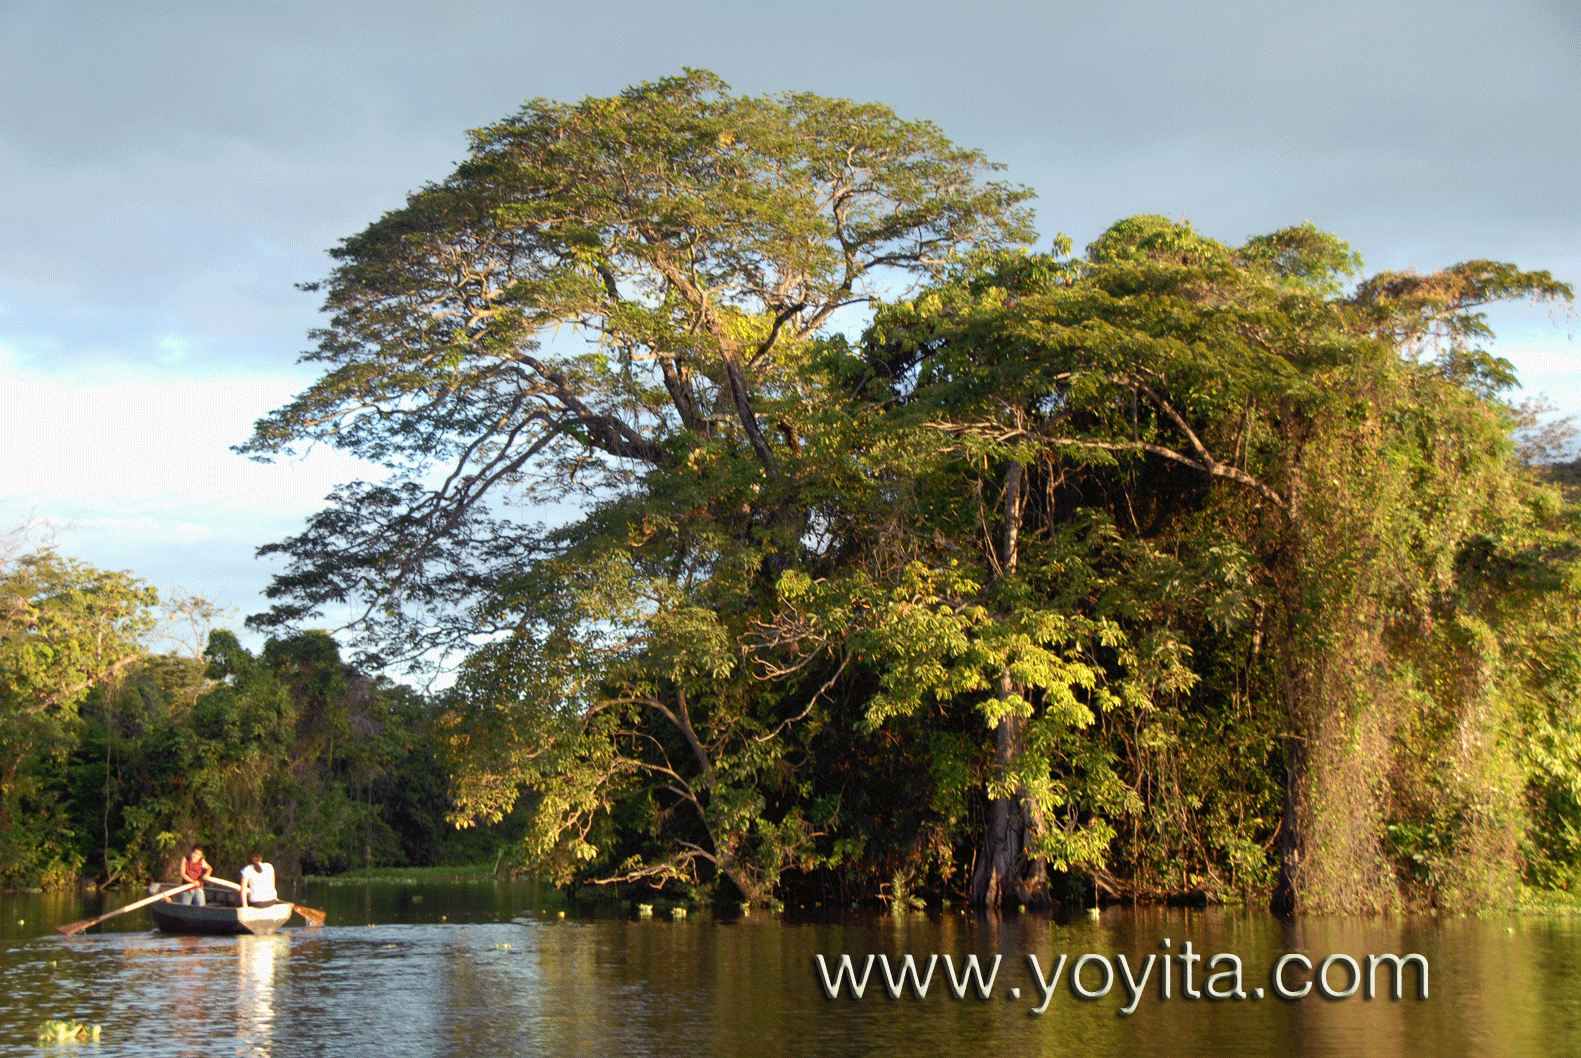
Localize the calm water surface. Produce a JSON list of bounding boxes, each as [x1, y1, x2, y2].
[[2, 882, 1578, 1057]]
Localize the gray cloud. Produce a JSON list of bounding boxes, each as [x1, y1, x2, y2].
[[3, 1, 1576, 370]]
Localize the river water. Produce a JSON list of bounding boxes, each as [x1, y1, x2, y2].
[[1, 882, 1578, 1057]]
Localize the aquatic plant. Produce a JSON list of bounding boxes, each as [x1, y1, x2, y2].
[[37, 1019, 101, 1043]]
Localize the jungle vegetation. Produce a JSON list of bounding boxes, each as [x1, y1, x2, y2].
[[6, 72, 1577, 913], [0, 526, 517, 889]]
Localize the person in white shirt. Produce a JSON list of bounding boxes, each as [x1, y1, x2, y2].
[[239, 852, 279, 907]]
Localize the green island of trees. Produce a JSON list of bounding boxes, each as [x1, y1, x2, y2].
[[4, 71, 1578, 915]]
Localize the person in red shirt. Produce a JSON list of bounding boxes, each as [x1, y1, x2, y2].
[[178, 846, 212, 906]]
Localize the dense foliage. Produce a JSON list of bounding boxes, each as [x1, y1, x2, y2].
[[1, 535, 155, 887], [0, 532, 517, 889], [233, 73, 1581, 913], [803, 222, 1578, 912]]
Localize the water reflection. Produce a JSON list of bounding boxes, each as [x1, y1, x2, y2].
[[1, 885, 1578, 1058], [236, 934, 284, 1056], [165, 936, 213, 1056]]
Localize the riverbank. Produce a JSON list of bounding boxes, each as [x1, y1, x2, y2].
[[303, 864, 503, 885]]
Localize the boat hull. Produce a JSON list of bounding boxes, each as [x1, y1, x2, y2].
[[150, 893, 294, 935]]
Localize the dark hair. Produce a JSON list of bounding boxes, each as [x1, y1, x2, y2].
[[249, 852, 263, 864], [189, 845, 204, 855]]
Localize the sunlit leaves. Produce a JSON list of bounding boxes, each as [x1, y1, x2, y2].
[[241, 71, 1033, 668], [0, 550, 157, 715]]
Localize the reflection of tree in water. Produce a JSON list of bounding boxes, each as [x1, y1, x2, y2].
[[236, 934, 286, 1056], [162, 936, 211, 1057]]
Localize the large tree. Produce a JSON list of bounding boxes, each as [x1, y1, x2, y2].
[[243, 69, 1030, 660], [241, 72, 1033, 903], [790, 217, 1575, 911]]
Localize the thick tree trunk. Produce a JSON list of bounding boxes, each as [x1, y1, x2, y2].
[[971, 673, 1051, 910], [715, 843, 771, 907], [1270, 715, 1305, 916], [971, 461, 1051, 911]]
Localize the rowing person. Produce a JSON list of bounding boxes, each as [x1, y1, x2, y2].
[[238, 852, 278, 907], [178, 846, 212, 905]]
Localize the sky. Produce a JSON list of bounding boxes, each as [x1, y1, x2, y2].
[[2, 0, 1578, 657]]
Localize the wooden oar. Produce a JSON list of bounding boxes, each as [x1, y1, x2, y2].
[[293, 904, 327, 927], [215, 875, 326, 927], [55, 880, 200, 935]]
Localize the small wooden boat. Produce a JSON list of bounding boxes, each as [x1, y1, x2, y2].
[[147, 885, 295, 936]]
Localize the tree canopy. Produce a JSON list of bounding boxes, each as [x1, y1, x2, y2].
[[240, 68, 1034, 665]]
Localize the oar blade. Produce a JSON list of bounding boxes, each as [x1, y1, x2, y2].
[[51, 880, 198, 936], [293, 904, 327, 927]]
